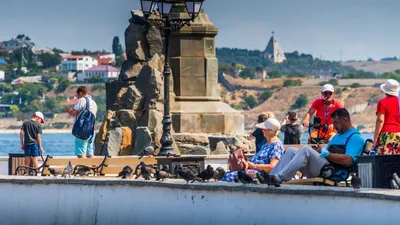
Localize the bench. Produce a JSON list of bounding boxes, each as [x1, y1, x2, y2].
[[41, 156, 107, 176], [284, 178, 349, 187], [99, 156, 158, 176], [14, 155, 51, 176]]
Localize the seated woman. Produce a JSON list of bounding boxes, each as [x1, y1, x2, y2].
[[222, 118, 284, 182], [374, 79, 400, 154]]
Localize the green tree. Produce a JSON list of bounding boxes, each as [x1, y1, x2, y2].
[[244, 95, 257, 109], [112, 36, 123, 56], [10, 105, 20, 114], [259, 90, 272, 103], [115, 55, 125, 68], [40, 53, 61, 68], [44, 98, 57, 111], [291, 94, 308, 109], [56, 78, 70, 93], [268, 70, 281, 78], [239, 68, 255, 79], [283, 79, 302, 87], [350, 83, 362, 88]]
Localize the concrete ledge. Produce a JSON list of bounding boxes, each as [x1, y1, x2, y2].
[[2, 176, 400, 202]]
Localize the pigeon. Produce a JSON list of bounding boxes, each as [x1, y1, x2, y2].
[[212, 167, 226, 181], [197, 165, 214, 182], [351, 173, 361, 191], [391, 179, 400, 189], [73, 165, 92, 177], [237, 170, 257, 185], [62, 161, 74, 178], [118, 166, 133, 179], [161, 164, 170, 173], [175, 163, 202, 184], [393, 173, 400, 188], [138, 146, 155, 159], [48, 168, 63, 177], [135, 162, 153, 180], [15, 166, 28, 176], [155, 168, 170, 181]]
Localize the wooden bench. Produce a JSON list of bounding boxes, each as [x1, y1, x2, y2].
[[14, 155, 51, 176], [41, 156, 107, 176], [284, 178, 349, 187], [99, 156, 158, 176]]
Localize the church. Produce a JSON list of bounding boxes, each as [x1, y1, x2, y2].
[[262, 32, 286, 64]]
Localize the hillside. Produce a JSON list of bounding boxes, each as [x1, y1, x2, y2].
[[220, 77, 384, 132], [342, 61, 400, 73]]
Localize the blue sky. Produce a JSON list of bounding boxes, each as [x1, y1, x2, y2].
[[1, 0, 399, 61]]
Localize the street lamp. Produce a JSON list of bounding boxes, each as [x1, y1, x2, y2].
[[139, 0, 204, 156]]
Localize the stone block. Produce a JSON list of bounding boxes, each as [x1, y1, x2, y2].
[[223, 114, 245, 135], [124, 85, 144, 111], [178, 144, 210, 155], [212, 141, 230, 155], [180, 57, 205, 77], [173, 133, 210, 146], [202, 114, 225, 133], [205, 57, 219, 97], [119, 61, 143, 81], [117, 110, 137, 133], [132, 127, 152, 155], [119, 127, 133, 156], [106, 127, 123, 156], [180, 76, 206, 96], [172, 113, 202, 133], [169, 37, 205, 57], [208, 136, 241, 151]]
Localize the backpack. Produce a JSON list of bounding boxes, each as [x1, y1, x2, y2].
[[283, 124, 301, 145], [228, 148, 248, 171], [72, 97, 95, 141]]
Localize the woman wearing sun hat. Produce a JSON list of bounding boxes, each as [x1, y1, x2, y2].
[[374, 79, 400, 155]]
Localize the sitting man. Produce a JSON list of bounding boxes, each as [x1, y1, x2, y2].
[[266, 108, 365, 186]]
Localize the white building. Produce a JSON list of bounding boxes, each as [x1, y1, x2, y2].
[[0, 70, 4, 81], [61, 55, 98, 72], [77, 65, 119, 81]]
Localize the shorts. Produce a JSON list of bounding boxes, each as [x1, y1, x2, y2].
[[75, 137, 94, 156], [308, 128, 337, 144], [25, 144, 40, 157], [377, 132, 400, 155]]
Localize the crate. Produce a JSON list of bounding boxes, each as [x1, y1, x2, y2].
[[8, 153, 25, 175], [357, 155, 400, 189]]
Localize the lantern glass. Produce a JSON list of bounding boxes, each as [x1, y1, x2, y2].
[[157, 1, 174, 15], [140, 0, 155, 14], [185, 0, 203, 19]]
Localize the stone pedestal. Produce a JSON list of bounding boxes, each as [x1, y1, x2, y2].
[[169, 10, 244, 135]]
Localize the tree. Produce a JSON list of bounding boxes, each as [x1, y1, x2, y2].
[[115, 55, 125, 68], [268, 70, 281, 78], [44, 98, 57, 111], [244, 95, 257, 109], [10, 105, 20, 114], [259, 90, 272, 103], [239, 68, 255, 79], [40, 53, 61, 68], [112, 36, 123, 56], [291, 94, 308, 109], [56, 78, 70, 93], [283, 79, 302, 87]]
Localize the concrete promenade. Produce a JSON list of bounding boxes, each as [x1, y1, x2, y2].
[[0, 176, 399, 225]]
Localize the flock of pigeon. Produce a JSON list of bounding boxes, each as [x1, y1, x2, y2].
[[48, 161, 90, 178]]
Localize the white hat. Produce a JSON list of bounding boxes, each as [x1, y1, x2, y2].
[[380, 79, 399, 96], [256, 118, 281, 131], [33, 111, 45, 124], [322, 84, 334, 93]]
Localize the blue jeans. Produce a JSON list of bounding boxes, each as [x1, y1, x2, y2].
[[75, 137, 94, 156], [25, 144, 40, 157]]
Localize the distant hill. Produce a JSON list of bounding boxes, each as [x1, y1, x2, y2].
[[342, 60, 400, 73], [216, 48, 355, 76]]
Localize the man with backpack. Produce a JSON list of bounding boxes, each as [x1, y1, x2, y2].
[[64, 86, 97, 158], [280, 111, 304, 144]]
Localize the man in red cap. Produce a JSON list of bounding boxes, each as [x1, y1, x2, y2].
[[303, 84, 344, 143], [20, 111, 45, 173]]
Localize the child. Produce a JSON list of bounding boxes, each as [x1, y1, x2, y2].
[[20, 112, 45, 173], [249, 112, 274, 152], [280, 111, 304, 144]]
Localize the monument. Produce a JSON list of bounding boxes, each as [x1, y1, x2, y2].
[[169, 9, 244, 134], [97, 8, 249, 157]]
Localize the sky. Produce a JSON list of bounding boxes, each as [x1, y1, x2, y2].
[[1, 0, 400, 61]]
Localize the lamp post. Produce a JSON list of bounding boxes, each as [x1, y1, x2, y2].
[[139, 0, 204, 156]]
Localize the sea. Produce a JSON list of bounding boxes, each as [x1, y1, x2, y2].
[[0, 132, 374, 156]]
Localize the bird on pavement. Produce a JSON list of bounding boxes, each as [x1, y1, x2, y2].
[[155, 168, 170, 181], [138, 145, 155, 159], [351, 173, 361, 191], [48, 168, 63, 177], [161, 164, 170, 172], [175, 163, 202, 184], [135, 162, 153, 180], [62, 161, 74, 178], [118, 166, 133, 179], [197, 165, 214, 182], [237, 170, 257, 185], [212, 167, 226, 181], [73, 165, 92, 177]]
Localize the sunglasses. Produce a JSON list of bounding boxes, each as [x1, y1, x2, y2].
[[322, 92, 333, 96]]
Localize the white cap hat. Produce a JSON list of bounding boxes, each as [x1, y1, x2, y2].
[[380, 79, 399, 96], [322, 84, 334, 93], [256, 118, 281, 131], [33, 111, 45, 124]]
